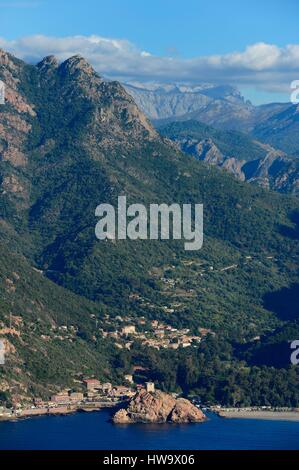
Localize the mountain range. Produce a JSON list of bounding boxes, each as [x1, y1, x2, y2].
[[0, 50, 298, 406], [125, 81, 299, 155], [124, 81, 256, 128]]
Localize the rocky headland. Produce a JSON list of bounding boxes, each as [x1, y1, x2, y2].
[[112, 390, 206, 424]]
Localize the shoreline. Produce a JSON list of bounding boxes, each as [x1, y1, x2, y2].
[[2, 401, 299, 424], [0, 402, 120, 423], [218, 410, 299, 422]]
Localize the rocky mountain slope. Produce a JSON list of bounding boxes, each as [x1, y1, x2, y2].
[[160, 121, 299, 195], [252, 103, 299, 155], [0, 49, 298, 404]]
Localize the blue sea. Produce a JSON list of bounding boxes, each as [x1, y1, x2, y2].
[[0, 411, 298, 450]]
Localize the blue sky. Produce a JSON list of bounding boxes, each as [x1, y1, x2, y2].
[[1, 0, 299, 103]]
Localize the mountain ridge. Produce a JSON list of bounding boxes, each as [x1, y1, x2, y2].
[[159, 120, 299, 195]]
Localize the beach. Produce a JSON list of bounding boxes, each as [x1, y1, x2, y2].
[[218, 410, 299, 421]]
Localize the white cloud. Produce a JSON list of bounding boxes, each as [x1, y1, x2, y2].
[[0, 34, 299, 93]]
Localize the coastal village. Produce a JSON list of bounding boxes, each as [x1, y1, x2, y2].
[[0, 254, 289, 423], [0, 375, 157, 421], [0, 308, 214, 422]]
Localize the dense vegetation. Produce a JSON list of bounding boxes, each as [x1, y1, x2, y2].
[[0, 51, 298, 406]]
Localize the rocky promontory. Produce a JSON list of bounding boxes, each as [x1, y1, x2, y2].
[[112, 390, 206, 424]]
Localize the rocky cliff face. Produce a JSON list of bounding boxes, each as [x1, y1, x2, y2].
[[113, 390, 206, 424], [124, 82, 254, 129], [0, 49, 158, 168], [0, 50, 34, 166], [200, 139, 299, 195], [125, 82, 211, 120], [165, 132, 299, 195]]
